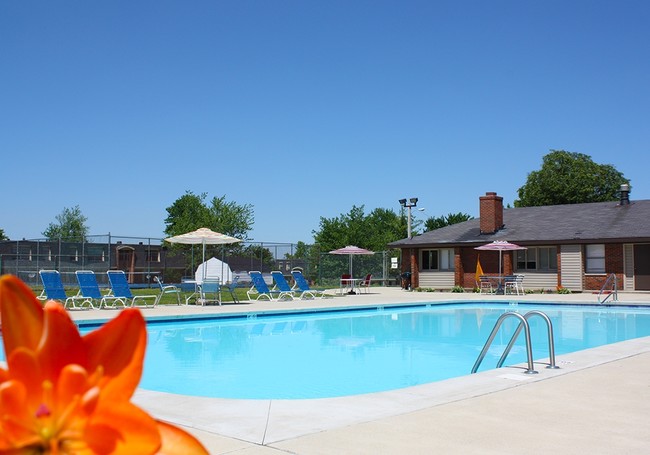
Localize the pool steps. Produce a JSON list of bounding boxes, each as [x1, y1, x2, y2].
[[472, 310, 560, 375]]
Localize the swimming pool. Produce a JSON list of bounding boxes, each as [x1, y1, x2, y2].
[[134, 303, 650, 399], [3, 303, 647, 399]]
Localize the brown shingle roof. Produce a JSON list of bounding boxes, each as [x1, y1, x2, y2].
[[388, 200, 650, 248]]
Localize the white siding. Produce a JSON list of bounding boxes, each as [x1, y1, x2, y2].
[[515, 272, 557, 292], [418, 271, 455, 289], [624, 244, 634, 291], [561, 244, 583, 291]]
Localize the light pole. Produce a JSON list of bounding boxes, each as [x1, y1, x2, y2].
[[399, 197, 419, 291], [399, 197, 418, 239]]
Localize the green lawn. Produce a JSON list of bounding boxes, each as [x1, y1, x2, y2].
[[30, 285, 249, 306]]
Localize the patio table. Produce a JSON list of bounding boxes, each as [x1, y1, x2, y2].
[[340, 278, 361, 295]]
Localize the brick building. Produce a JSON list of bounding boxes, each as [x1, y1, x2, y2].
[[389, 187, 650, 292]]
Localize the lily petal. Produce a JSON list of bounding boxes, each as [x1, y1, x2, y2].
[[37, 301, 87, 381], [155, 420, 209, 455], [5, 348, 43, 409], [83, 308, 147, 400], [0, 275, 44, 353], [85, 401, 162, 455], [0, 380, 34, 449]]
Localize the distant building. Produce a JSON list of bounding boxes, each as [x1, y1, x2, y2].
[[0, 238, 185, 285], [389, 187, 650, 292]]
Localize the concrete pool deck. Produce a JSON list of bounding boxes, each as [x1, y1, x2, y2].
[[71, 288, 650, 454]]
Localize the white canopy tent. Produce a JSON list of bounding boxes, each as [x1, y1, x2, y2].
[[164, 227, 241, 283], [194, 257, 234, 285]]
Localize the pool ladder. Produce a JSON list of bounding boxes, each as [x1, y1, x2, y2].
[[471, 310, 560, 375]]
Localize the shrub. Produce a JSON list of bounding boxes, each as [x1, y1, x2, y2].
[[415, 287, 436, 292]]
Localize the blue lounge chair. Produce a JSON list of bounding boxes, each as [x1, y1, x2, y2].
[[154, 275, 182, 305], [74, 270, 119, 309], [290, 270, 331, 299], [271, 271, 296, 300], [106, 270, 157, 307], [38, 270, 78, 308], [247, 271, 292, 301]]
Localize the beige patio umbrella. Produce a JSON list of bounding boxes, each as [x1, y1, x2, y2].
[[164, 228, 241, 282]]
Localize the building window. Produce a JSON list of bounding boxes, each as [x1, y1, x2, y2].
[[585, 244, 606, 273], [516, 247, 557, 271], [146, 250, 161, 263], [421, 249, 454, 271]]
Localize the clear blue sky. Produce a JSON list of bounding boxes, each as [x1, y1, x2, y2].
[[2, 1, 648, 244]]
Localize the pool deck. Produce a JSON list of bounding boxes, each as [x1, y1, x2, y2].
[[71, 288, 650, 454]]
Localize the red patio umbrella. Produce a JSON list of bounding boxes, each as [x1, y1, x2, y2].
[[329, 245, 374, 277], [474, 241, 526, 278]]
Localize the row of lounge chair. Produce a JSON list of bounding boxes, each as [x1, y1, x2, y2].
[[38, 270, 178, 309], [246, 270, 334, 301], [38, 269, 358, 310]]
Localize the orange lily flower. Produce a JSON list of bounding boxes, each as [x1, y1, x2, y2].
[[0, 275, 208, 454]]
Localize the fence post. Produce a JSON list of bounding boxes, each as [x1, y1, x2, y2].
[[107, 233, 112, 271]]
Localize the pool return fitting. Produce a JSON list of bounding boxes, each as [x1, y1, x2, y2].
[[471, 310, 560, 375]]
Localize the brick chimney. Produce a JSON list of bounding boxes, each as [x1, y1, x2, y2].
[[480, 192, 504, 234]]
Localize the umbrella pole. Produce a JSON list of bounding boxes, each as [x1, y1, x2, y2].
[[499, 251, 502, 278], [202, 239, 206, 283], [349, 255, 356, 294]]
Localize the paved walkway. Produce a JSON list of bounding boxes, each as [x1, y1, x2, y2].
[[72, 288, 650, 454]]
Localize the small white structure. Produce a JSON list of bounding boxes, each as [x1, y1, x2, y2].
[[195, 257, 233, 284]]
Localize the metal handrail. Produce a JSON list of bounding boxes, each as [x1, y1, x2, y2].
[[471, 312, 538, 375], [496, 311, 560, 370], [598, 273, 618, 304]]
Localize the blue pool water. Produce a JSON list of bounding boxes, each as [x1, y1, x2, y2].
[[2, 303, 649, 399], [135, 303, 650, 399]]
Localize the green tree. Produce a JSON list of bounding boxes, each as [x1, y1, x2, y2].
[[313, 206, 405, 284], [515, 150, 629, 207], [163, 191, 212, 237], [365, 208, 409, 250], [209, 195, 254, 241], [424, 212, 473, 231], [313, 205, 405, 251], [0, 228, 8, 240], [243, 244, 275, 268], [42, 206, 89, 241], [285, 241, 311, 259], [163, 191, 254, 240]]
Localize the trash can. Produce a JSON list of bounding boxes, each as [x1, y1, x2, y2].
[[401, 271, 412, 290]]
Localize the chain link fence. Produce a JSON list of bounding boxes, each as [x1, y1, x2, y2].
[[0, 235, 401, 289]]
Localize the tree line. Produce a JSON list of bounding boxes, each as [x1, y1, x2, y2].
[[2, 151, 630, 255]]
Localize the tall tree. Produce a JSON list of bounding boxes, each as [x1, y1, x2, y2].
[[365, 208, 409, 250], [313, 205, 405, 252], [163, 191, 212, 237], [163, 191, 254, 240], [0, 228, 8, 240], [42, 206, 89, 241], [209, 195, 254, 241], [515, 150, 629, 207], [424, 212, 473, 231]]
